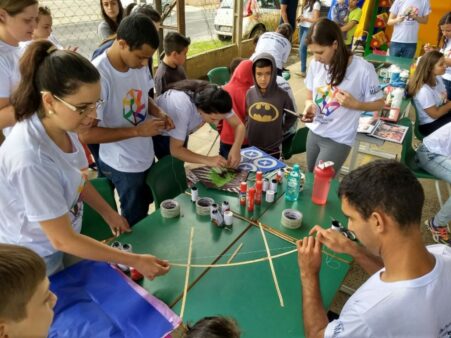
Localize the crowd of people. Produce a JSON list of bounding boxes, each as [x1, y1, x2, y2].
[[0, 0, 451, 337]]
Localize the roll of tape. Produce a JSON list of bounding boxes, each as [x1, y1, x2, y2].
[[196, 197, 214, 216], [281, 209, 303, 229], [160, 199, 180, 218]]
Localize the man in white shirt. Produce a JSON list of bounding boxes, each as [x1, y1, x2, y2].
[[297, 159, 451, 338], [79, 14, 173, 226]]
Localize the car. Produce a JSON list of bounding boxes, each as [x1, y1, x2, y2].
[[127, 0, 172, 15], [214, 0, 280, 41]]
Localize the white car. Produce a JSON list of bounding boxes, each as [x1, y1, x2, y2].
[[214, 0, 281, 41]]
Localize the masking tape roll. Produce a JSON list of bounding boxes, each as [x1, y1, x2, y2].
[[160, 199, 181, 218], [196, 197, 214, 216], [281, 209, 303, 229]]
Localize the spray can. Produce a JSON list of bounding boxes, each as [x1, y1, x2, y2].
[[239, 182, 247, 206]]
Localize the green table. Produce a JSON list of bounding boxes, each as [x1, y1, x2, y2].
[[172, 226, 351, 338], [364, 53, 413, 70]]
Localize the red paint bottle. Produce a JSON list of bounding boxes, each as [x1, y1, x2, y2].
[[247, 187, 256, 212]]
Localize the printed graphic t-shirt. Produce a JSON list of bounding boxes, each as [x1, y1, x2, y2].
[[413, 77, 448, 125], [93, 52, 154, 173], [305, 56, 383, 146], [324, 244, 451, 338], [0, 114, 87, 257], [250, 32, 291, 70], [390, 0, 431, 43]]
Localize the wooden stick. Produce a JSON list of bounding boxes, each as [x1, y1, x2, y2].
[[284, 108, 302, 117], [258, 221, 285, 307], [226, 243, 243, 264], [180, 227, 194, 319]]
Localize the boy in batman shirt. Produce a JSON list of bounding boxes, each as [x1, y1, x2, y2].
[[245, 53, 297, 157]]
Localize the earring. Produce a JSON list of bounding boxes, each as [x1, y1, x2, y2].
[[48, 110, 54, 116]]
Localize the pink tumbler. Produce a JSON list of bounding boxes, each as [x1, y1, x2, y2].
[[312, 161, 335, 205]]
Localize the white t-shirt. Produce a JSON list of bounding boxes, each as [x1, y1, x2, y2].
[[423, 122, 451, 157], [413, 77, 448, 125], [390, 0, 431, 44], [325, 244, 451, 338], [305, 56, 383, 146], [156, 90, 234, 141], [300, 1, 321, 28], [93, 52, 155, 173], [441, 39, 451, 82], [250, 32, 291, 70], [0, 115, 87, 257]]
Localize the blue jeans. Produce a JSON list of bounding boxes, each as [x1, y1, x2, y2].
[[298, 26, 309, 73], [443, 78, 451, 101], [389, 42, 417, 59], [416, 143, 451, 227], [99, 160, 153, 226]]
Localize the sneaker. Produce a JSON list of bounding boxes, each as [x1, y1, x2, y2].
[[295, 71, 306, 77], [426, 218, 451, 245]]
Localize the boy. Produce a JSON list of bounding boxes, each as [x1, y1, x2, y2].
[[298, 160, 451, 337], [0, 244, 57, 338], [154, 32, 190, 97], [245, 53, 297, 157], [341, 0, 362, 49], [79, 14, 174, 226], [331, 0, 349, 28], [185, 316, 240, 338]]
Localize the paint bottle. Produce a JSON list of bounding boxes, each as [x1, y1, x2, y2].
[[247, 187, 256, 212], [221, 201, 230, 214], [255, 180, 263, 205], [191, 186, 198, 203], [256, 171, 263, 181], [276, 169, 283, 183], [262, 178, 269, 192], [270, 178, 278, 192], [239, 182, 247, 206], [211, 209, 224, 227]]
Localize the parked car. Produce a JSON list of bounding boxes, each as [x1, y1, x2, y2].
[[214, 0, 280, 41], [126, 0, 172, 15]]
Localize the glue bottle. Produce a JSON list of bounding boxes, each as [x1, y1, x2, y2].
[[255, 180, 263, 205], [239, 182, 247, 206], [247, 187, 255, 212], [285, 164, 300, 201]]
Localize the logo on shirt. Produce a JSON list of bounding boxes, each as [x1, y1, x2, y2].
[[248, 102, 280, 122], [402, 6, 419, 21], [314, 85, 341, 117], [69, 174, 86, 220], [123, 89, 147, 125]]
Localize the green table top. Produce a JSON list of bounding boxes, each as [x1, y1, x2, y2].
[[116, 192, 250, 306], [364, 53, 413, 70], [172, 226, 351, 338]]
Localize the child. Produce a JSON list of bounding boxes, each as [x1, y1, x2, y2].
[[0, 244, 57, 338], [331, 0, 349, 29], [250, 24, 293, 76], [185, 316, 240, 338], [438, 12, 451, 100], [407, 51, 451, 136], [154, 32, 191, 97], [341, 0, 362, 50], [32, 6, 62, 48], [416, 122, 451, 245], [246, 53, 297, 157]]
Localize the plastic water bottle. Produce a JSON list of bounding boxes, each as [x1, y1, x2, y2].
[[285, 164, 301, 201]]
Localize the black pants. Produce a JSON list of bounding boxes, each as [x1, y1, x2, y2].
[[419, 111, 451, 136]]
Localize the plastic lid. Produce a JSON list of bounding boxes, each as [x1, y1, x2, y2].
[[292, 164, 300, 172]]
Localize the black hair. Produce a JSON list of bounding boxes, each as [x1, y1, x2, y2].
[[254, 58, 272, 69], [437, 12, 451, 48], [186, 316, 240, 338], [164, 32, 191, 55], [167, 80, 232, 114], [277, 23, 293, 41], [99, 0, 124, 34], [132, 3, 161, 23], [306, 18, 351, 86], [338, 160, 424, 230], [229, 57, 245, 75], [124, 2, 136, 16], [304, 0, 318, 12], [116, 13, 159, 50], [11, 40, 100, 121]]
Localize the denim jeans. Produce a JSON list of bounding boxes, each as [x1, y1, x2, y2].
[[416, 143, 451, 226], [389, 42, 417, 59], [99, 160, 153, 226], [298, 26, 310, 73]]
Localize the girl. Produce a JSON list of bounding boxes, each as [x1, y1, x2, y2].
[[296, 0, 321, 77], [302, 19, 384, 174], [407, 51, 451, 136], [438, 12, 451, 100], [155, 80, 245, 168], [98, 0, 124, 40], [0, 0, 38, 135], [416, 121, 451, 245], [0, 40, 170, 278]]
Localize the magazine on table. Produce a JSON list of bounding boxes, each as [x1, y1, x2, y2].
[[357, 111, 379, 134], [370, 120, 408, 144]]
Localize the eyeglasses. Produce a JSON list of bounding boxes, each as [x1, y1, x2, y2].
[[53, 95, 104, 115]]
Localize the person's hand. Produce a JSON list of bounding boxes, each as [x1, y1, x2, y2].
[[163, 115, 175, 130], [207, 155, 228, 168], [297, 236, 322, 277], [335, 90, 359, 109], [227, 148, 241, 168], [104, 210, 131, 237], [310, 225, 353, 254], [396, 15, 405, 23], [133, 254, 170, 280], [136, 118, 166, 137], [301, 102, 316, 123]]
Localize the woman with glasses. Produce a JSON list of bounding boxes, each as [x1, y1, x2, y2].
[[0, 40, 170, 279], [98, 0, 124, 41]]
